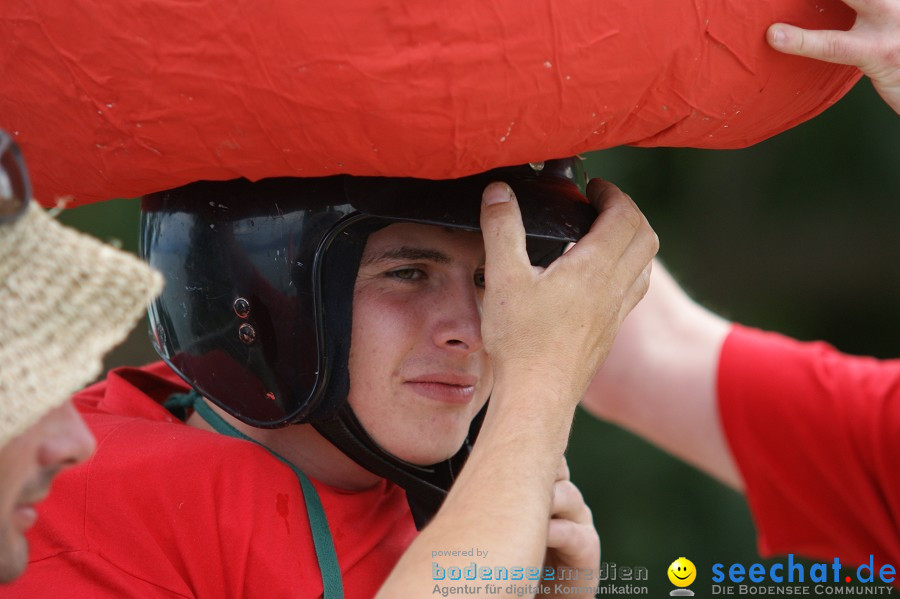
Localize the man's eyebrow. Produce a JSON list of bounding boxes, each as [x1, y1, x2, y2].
[[361, 246, 452, 266]]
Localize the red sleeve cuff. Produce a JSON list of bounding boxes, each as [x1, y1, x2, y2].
[[717, 324, 900, 568]]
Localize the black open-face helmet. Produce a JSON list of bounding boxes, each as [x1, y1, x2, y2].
[[0, 129, 32, 224], [141, 158, 596, 525]]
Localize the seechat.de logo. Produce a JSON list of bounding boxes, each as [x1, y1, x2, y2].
[[711, 554, 896, 585]]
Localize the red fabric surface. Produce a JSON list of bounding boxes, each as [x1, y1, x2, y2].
[[1, 0, 860, 206], [718, 325, 900, 576], [2, 362, 417, 598]]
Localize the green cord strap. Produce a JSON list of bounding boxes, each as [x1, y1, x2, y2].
[[165, 391, 345, 599]]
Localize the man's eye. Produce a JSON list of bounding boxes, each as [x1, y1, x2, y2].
[[474, 270, 485, 288], [386, 268, 425, 281]]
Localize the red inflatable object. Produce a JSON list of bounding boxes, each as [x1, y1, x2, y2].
[[1, 0, 860, 206]]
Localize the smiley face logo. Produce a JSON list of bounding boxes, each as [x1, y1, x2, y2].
[[668, 557, 697, 587]]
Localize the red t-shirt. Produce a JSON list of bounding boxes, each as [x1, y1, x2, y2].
[[718, 325, 900, 575], [3, 362, 417, 598]]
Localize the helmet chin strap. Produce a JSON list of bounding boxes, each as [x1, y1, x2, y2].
[[312, 403, 486, 529]]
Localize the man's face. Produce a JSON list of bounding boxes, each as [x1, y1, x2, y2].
[[348, 223, 491, 465], [0, 401, 94, 582]]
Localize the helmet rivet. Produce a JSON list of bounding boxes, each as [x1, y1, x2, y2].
[[528, 161, 545, 173], [238, 323, 257, 344], [233, 297, 251, 318]]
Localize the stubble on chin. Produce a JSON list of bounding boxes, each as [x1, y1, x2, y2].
[[0, 525, 28, 583]]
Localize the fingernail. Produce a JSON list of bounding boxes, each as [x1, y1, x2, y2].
[[770, 26, 788, 46], [483, 182, 514, 206]]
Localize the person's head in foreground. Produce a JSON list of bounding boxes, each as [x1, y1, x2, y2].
[[142, 158, 596, 523], [0, 129, 162, 582], [0, 404, 94, 582]]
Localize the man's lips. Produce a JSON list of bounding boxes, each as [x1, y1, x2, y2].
[[404, 374, 478, 404], [12, 504, 38, 531], [13, 486, 51, 531]]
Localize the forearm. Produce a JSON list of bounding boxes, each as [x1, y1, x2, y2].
[[582, 261, 742, 489], [377, 382, 575, 598]]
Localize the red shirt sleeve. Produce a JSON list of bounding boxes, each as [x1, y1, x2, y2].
[[718, 324, 900, 569]]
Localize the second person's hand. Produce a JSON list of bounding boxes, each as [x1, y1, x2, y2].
[[767, 0, 900, 114]]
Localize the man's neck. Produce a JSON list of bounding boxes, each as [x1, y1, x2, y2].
[[186, 398, 382, 491]]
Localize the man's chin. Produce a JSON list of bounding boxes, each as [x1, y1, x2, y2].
[[0, 531, 29, 584], [386, 439, 468, 467], [361, 416, 473, 466]]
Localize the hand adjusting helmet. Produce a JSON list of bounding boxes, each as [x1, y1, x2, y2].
[[141, 158, 595, 526]]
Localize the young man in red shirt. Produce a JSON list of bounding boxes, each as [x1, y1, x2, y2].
[[5, 160, 658, 597]]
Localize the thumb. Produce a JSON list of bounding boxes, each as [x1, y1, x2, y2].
[[767, 23, 863, 67], [480, 182, 531, 279]]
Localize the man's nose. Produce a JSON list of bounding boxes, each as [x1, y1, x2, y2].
[[37, 400, 96, 469], [431, 281, 483, 353]]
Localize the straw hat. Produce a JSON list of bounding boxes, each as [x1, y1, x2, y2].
[[0, 131, 163, 447]]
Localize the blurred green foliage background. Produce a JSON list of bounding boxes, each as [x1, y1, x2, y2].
[[57, 79, 899, 595]]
